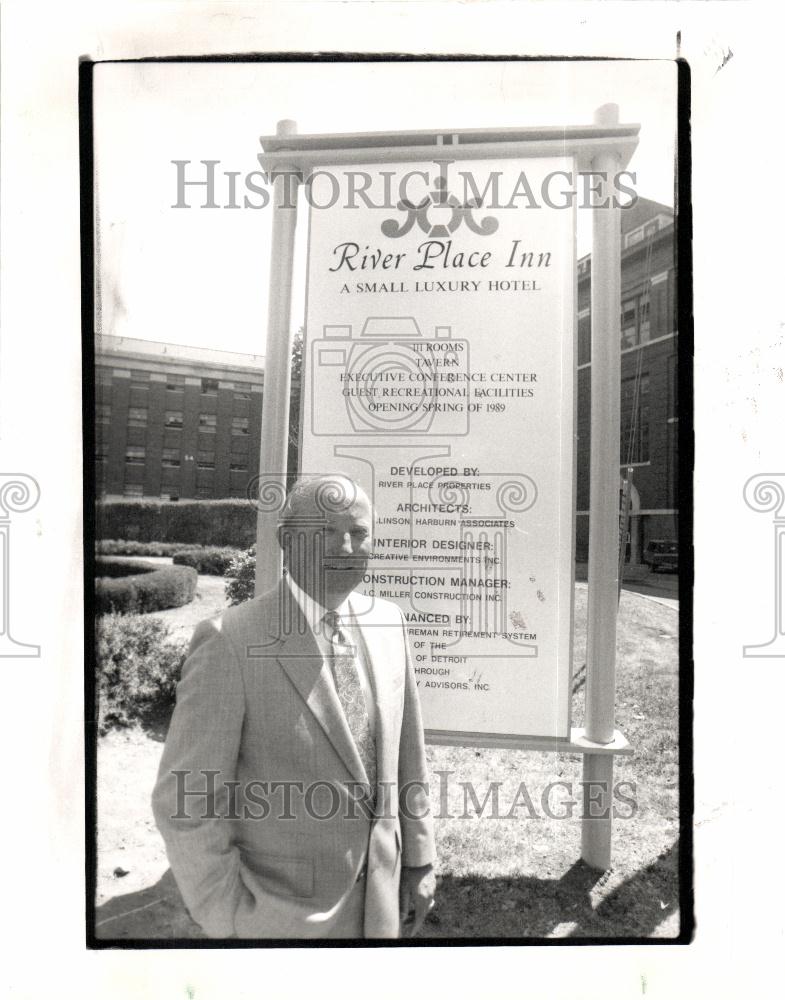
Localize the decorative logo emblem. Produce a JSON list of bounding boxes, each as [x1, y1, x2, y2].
[[743, 473, 785, 657], [381, 176, 499, 239], [0, 473, 41, 658]]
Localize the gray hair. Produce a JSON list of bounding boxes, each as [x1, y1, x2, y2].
[[278, 475, 368, 530]]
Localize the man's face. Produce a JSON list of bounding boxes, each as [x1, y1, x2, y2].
[[285, 488, 373, 608]]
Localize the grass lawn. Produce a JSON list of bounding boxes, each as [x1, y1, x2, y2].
[[94, 580, 680, 941], [423, 584, 680, 938]]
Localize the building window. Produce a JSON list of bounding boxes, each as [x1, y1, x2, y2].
[[620, 291, 651, 349], [96, 403, 111, 423], [577, 314, 591, 366], [621, 298, 637, 349], [667, 421, 679, 504], [668, 355, 679, 419], [638, 292, 650, 344], [196, 486, 213, 498], [165, 410, 183, 429], [130, 370, 149, 385], [620, 373, 650, 464], [230, 460, 248, 472], [128, 406, 148, 428], [234, 381, 252, 400], [166, 374, 185, 391], [624, 214, 671, 250], [96, 366, 113, 385], [162, 448, 181, 468], [201, 378, 219, 396], [125, 446, 145, 465], [123, 483, 144, 497], [625, 227, 645, 248], [199, 413, 217, 432], [197, 450, 215, 470], [231, 417, 249, 436]]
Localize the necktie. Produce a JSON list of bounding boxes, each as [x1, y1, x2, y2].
[[323, 610, 377, 796]]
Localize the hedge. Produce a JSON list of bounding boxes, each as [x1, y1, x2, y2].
[[97, 539, 204, 557], [172, 546, 240, 575], [97, 540, 242, 573], [96, 614, 188, 733], [95, 556, 198, 614], [96, 498, 257, 548], [96, 556, 159, 579]]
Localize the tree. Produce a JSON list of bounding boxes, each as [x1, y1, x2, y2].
[[287, 328, 304, 479]]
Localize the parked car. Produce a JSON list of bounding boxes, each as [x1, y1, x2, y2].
[[643, 539, 679, 573]]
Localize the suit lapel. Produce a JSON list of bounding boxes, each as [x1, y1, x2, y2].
[[347, 594, 397, 788], [269, 581, 369, 787], [348, 593, 397, 705]]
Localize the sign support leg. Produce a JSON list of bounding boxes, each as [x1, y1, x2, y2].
[[581, 104, 622, 870], [254, 120, 300, 596]]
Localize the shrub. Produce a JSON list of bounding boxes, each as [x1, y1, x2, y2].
[[95, 557, 159, 579], [95, 557, 198, 614], [226, 545, 257, 606], [96, 614, 188, 733], [96, 541, 243, 575], [172, 546, 240, 576], [97, 540, 203, 557], [96, 498, 257, 547]]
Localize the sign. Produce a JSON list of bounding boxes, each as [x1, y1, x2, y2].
[[300, 157, 576, 740]]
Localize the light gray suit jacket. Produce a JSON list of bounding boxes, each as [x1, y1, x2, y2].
[[152, 581, 436, 939]]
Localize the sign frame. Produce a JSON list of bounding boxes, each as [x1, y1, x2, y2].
[[255, 109, 639, 868]]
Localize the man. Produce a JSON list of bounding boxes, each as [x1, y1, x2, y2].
[[152, 474, 436, 939]]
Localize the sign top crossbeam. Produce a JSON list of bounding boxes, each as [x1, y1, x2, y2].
[[258, 120, 640, 171]]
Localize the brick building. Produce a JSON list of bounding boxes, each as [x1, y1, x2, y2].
[[94, 336, 264, 500], [576, 196, 678, 563]]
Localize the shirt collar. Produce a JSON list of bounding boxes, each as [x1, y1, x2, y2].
[[285, 573, 353, 633]]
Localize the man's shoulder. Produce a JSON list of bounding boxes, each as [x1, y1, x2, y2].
[[193, 587, 279, 644]]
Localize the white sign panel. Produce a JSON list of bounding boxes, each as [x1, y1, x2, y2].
[[301, 157, 576, 740]]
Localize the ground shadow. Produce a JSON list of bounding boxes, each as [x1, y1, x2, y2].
[[424, 840, 680, 938], [94, 841, 679, 942], [137, 703, 175, 743], [95, 869, 205, 940]]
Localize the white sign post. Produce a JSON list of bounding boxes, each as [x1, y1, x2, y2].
[[255, 110, 638, 870]]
